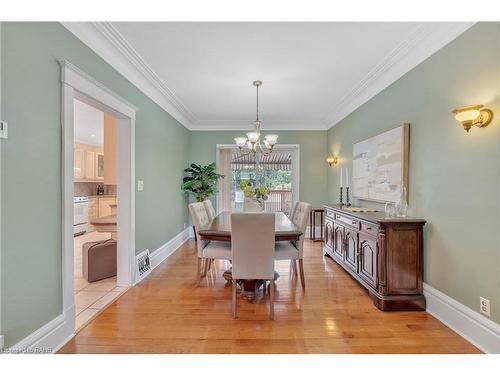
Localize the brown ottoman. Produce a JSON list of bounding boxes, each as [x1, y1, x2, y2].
[[82, 239, 117, 282]]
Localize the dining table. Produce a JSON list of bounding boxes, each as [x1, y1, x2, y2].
[[198, 211, 303, 300]]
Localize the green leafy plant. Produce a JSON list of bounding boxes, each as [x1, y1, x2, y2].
[[182, 163, 224, 202]]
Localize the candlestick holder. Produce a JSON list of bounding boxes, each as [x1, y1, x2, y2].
[[339, 186, 344, 206], [345, 187, 352, 207]]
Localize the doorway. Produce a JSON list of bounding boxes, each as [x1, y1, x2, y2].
[[72, 99, 127, 330], [216, 144, 300, 214], [60, 61, 137, 335]]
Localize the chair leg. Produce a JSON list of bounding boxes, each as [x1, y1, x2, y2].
[[269, 279, 275, 320], [290, 259, 297, 275], [262, 280, 267, 295], [196, 258, 202, 286], [202, 258, 209, 277], [232, 280, 237, 318], [298, 259, 306, 289]]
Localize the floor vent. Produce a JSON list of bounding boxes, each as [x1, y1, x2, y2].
[[136, 249, 151, 283]]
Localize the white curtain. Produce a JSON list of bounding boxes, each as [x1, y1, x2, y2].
[[217, 148, 233, 213]]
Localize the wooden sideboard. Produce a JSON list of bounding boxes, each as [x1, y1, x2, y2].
[[323, 204, 426, 311]]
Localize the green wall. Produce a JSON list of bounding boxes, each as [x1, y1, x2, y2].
[[1, 21, 499, 350], [327, 23, 500, 323], [189, 131, 328, 208], [1, 22, 190, 346]]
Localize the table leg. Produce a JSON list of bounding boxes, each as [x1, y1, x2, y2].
[[223, 268, 279, 301], [309, 211, 313, 239], [320, 211, 324, 241], [312, 210, 316, 240]]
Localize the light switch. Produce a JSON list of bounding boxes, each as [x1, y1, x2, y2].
[[0, 121, 8, 139], [137, 180, 144, 191]]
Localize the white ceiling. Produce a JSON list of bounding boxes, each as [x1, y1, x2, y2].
[[74, 99, 104, 146], [63, 22, 474, 130]]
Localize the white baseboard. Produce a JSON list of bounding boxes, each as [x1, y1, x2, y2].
[[7, 306, 75, 354], [150, 227, 190, 270], [424, 283, 500, 353]]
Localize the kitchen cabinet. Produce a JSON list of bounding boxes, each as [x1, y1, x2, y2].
[[323, 204, 426, 311], [74, 148, 85, 179], [88, 197, 98, 231], [84, 150, 96, 180], [98, 197, 116, 218], [96, 152, 105, 180], [87, 196, 116, 232], [74, 143, 104, 182]]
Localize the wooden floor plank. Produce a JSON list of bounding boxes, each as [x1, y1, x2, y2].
[[58, 240, 481, 354]]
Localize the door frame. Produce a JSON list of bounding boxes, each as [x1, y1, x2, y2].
[[60, 60, 137, 331], [215, 144, 300, 212]]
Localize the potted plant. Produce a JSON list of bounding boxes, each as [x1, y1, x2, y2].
[[239, 180, 270, 208], [182, 162, 224, 202]]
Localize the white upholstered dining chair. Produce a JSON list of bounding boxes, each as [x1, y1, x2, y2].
[[289, 201, 299, 220], [275, 201, 312, 289], [188, 202, 231, 286], [231, 212, 276, 319], [203, 199, 216, 221]]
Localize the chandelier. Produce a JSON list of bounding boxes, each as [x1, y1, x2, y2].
[[234, 80, 278, 155]]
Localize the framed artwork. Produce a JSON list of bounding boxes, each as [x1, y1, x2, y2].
[[352, 123, 409, 203]]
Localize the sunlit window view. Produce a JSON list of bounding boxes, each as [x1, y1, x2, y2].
[[231, 151, 293, 213]]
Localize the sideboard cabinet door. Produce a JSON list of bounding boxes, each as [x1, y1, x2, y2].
[[324, 219, 334, 254], [358, 234, 378, 288], [333, 222, 344, 262], [344, 228, 358, 272]]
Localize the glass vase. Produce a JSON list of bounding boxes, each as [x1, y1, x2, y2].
[[395, 185, 408, 217]]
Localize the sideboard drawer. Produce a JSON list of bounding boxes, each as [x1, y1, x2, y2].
[[360, 221, 379, 236], [326, 209, 335, 219], [335, 213, 359, 228]]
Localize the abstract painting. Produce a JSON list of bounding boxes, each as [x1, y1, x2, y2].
[[352, 124, 409, 203]]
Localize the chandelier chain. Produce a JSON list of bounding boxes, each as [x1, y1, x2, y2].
[[256, 83, 259, 122]]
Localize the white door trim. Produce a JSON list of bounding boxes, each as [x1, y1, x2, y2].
[[215, 144, 300, 211], [60, 60, 137, 336]]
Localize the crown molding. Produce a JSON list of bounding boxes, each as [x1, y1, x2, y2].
[[61, 22, 196, 129], [323, 22, 475, 129], [189, 119, 327, 131], [62, 22, 475, 132]]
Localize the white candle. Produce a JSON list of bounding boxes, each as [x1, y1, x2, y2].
[[340, 168, 343, 187], [346, 167, 349, 188]]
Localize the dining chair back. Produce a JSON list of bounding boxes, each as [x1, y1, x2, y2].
[[292, 202, 312, 258], [189, 202, 231, 286], [230, 212, 276, 319], [188, 202, 210, 256], [289, 201, 299, 220], [203, 199, 216, 221]]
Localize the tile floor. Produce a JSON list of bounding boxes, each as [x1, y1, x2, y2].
[[74, 231, 128, 331]]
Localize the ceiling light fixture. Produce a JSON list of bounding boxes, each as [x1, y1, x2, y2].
[[234, 80, 278, 155]]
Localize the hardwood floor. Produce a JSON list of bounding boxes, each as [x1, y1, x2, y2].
[[58, 239, 481, 354]]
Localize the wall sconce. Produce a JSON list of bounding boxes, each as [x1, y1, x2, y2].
[[452, 104, 493, 132], [326, 156, 338, 166]]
